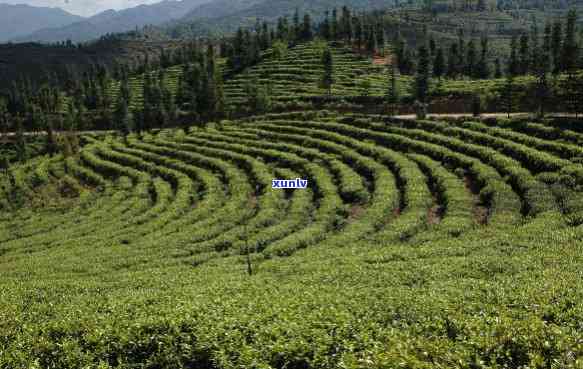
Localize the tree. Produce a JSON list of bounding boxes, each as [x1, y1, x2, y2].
[[429, 37, 436, 56], [133, 109, 144, 136], [386, 63, 399, 115], [14, 118, 28, 163], [0, 99, 8, 138], [414, 45, 431, 103], [509, 35, 519, 77], [533, 25, 552, 118], [245, 78, 271, 114], [466, 39, 477, 78], [447, 43, 459, 78], [534, 66, 551, 118], [0, 155, 9, 175], [366, 25, 378, 54], [551, 20, 562, 75], [433, 47, 445, 79], [114, 96, 131, 136], [494, 57, 502, 78], [354, 17, 363, 50], [477, 35, 490, 79], [543, 22, 552, 59], [340, 6, 353, 41], [501, 74, 517, 118], [331, 8, 339, 39], [321, 48, 334, 96], [560, 70, 583, 117], [293, 8, 300, 42], [44, 114, 58, 157], [457, 29, 465, 77], [301, 13, 313, 41], [561, 9, 578, 72], [321, 11, 331, 40], [519, 33, 530, 75], [472, 94, 482, 117], [530, 21, 540, 74]]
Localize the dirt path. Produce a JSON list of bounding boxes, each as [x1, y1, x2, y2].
[[394, 112, 580, 120]]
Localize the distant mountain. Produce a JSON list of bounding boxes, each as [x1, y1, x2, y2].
[[0, 3, 83, 42], [14, 0, 213, 43], [165, 0, 401, 36]]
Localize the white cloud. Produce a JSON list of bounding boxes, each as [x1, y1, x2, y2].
[[2, 0, 163, 17]]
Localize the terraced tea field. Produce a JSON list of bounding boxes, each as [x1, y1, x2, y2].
[[99, 40, 535, 114], [1, 112, 582, 368]]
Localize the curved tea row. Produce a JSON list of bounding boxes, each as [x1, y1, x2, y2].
[[1, 112, 582, 270]]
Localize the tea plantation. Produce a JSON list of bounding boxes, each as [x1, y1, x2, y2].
[[101, 40, 534, 114], [1, 110, 582, 368]]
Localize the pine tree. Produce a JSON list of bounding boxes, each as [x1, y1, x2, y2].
[[0, 155, 9, 175], [331, 8, 339, 40], [0, 99, 8, 138], [494, 57, 502, 78], [477, 35, 490, 79], [457, 29, 466, 77], [519, 33, 530, 75], [44, 112, 58, 157], [321, 11, 331, 40], [321, 48, 334, 96], [386, 62, 399, 115], [354, 17, 363, 50], [366, 26, 378, 54], [551, 20, 562, 75], [245, 78, 271, 114], [530, 21, 540, 74], [543, 22, 552, 57], [293, 8, 300, 42], [501, 74, 517, 118], [340, 6, 353, 41], [114, 96, 131, 136], [561, 9, 578, 72], [433, 47, 445, 79], [395, 37, 413, 74], [133, 109, 144, 136], [15, 119, 28, 163], [560, 69, 583, 117], [447, 43, 459, 78], [534, 64, 550, 118], [429, 37, 436, 56], [509, 35, 519, 77], [302, 13, 313, 41], [472, 94, 482, 117], [466, 39, 477, 78], [415, 45, 431, 103], [214, 69, 226, 120]]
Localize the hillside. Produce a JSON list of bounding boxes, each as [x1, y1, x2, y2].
[[171, 0, 401, 35], [1, 110, 582, 367], [102, 40, 534, 116], [0, 3, 83, 42], [0, 39, 187, 91]]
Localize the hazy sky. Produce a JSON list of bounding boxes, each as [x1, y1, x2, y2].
[[3, 0, 163, 16]]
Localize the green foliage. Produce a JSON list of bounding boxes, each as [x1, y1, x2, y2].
[[2, 110, 583, 367]]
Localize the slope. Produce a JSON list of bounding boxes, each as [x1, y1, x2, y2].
[[0, 3, 83, 42], [13, 0, 213, 44]]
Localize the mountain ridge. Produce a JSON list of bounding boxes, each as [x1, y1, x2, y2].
[[13, 0, 213, 43], [0, 3, 83, 42]]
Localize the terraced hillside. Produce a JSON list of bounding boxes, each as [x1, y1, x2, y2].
[[1, 112, 583, 367], [102, 40, 535, 113]]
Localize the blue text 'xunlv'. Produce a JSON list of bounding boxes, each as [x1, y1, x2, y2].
[[272, 178, 308, 189]]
